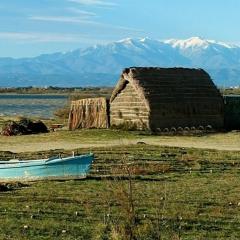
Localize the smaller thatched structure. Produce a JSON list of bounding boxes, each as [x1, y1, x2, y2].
[[68, 97, 109, 130]]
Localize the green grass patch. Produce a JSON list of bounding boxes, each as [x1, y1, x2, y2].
[[0, 145, 240, 239]]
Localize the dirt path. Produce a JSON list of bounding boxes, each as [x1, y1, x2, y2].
[[0, 134, 239, 153]]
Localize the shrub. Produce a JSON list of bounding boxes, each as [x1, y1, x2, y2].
[[54, 106, 70, 119], [111, 121, 148, 131]]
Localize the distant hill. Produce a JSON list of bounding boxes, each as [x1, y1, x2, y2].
[[0, 37, 240, 87]]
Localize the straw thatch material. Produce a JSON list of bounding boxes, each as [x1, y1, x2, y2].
[[110, 67, 224, 130], [68, 97, 109, 130]]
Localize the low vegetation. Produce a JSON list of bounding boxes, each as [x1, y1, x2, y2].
[[54, 106, 71, 120], [52, 87, 112, 120], [0, 86, 113, 96], [0, 144, 240, 239], [220, 87, 240, 95], [1, 86, 239, 96]]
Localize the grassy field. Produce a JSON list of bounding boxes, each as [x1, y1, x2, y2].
[[0, 144, 240, 239], [0, 116, 240, 239]]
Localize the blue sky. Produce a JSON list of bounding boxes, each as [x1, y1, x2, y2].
[[1, 0, 240, 58]]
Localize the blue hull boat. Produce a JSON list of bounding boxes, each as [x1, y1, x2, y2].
[[0, 153, 94, 181]]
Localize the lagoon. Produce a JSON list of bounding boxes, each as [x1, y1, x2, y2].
[[0, 94, 68, 118]]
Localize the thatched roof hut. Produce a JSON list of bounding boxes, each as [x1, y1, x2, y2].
[[110, 67, 224, 130], [68, 97, 109, 130]]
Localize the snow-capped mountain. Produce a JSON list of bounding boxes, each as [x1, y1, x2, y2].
[[165, 37, 240, 69], [165, 37, 235, 50], [0, 36, 240, 87]]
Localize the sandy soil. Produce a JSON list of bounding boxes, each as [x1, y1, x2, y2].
[[0, 133, 239, 153]]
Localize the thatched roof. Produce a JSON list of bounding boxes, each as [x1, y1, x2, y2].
[[110, 67, 221, 111]]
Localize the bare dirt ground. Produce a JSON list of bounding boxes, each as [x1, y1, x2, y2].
[[0, 130, 239, 153]]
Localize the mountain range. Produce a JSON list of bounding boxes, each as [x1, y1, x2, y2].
[[1, 36, 240, 87]]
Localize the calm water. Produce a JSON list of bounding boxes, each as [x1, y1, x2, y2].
[[0, 94, 68, 118]]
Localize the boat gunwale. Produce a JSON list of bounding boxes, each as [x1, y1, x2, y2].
[[0, 153, 94, 169]]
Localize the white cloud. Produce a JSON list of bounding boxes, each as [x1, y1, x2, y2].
[[29, 15, 142, 33], [68, 0, 117, 7], [0, 32, 97, 43], [30, 15, 91, 23], [67, 7, 97, 17], [0, 32, 35, 41]]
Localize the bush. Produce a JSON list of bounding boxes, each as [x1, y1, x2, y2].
[[111, 121, 148, 131], [54, 106, 70, 119], [111, 122, 138, 131]]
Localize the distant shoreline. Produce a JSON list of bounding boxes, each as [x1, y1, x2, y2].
[[0, 86, 113, 95], [0, 86, 239, 95], [0, 92, 69, 96]]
